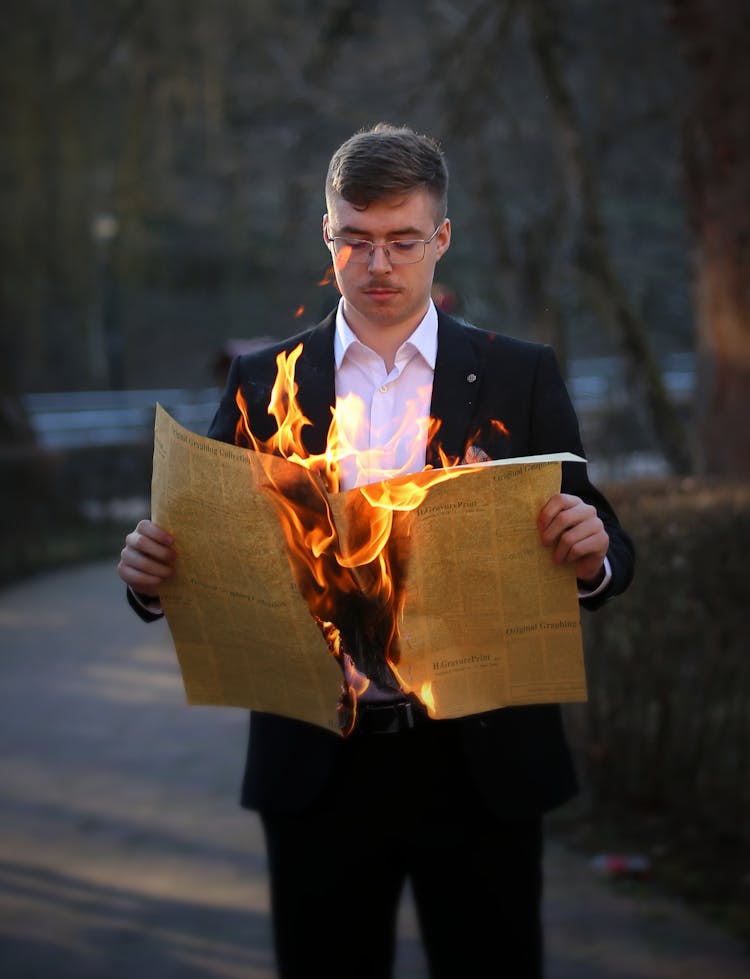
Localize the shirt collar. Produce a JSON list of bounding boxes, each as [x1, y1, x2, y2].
[[334, 298, 438, 371]]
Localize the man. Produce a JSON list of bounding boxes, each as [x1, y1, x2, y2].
[[119, 123, 634, 978]]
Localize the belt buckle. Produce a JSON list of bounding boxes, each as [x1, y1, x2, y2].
[[400, 701, 416, 730], [355, 698, 420, 735]]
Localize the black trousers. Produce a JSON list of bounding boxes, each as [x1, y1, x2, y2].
[[261, 718, 544, 978]]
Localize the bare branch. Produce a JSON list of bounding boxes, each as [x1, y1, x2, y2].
[[525, 0, 691, 474], [64, 0, 148, 90]]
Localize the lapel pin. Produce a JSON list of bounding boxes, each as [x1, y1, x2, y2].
[[466, 372, 477, 383]]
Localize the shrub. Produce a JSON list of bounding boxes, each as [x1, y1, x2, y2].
[[564, 478, 750, 938]]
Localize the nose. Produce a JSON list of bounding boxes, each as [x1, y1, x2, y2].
[[367, 243, 393, 272]]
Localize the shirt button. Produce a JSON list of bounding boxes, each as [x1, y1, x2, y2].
[[379, 385, 388, 393]]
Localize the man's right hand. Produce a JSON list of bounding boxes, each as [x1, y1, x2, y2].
[[118, 519, 176, 597]]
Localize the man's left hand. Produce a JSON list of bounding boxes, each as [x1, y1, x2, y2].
[[537, 493, 609, 587]]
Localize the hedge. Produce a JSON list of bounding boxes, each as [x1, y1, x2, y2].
[[564, 478, 750, 937]]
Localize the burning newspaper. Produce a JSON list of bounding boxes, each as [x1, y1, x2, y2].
[[151, 405, 588, 734]]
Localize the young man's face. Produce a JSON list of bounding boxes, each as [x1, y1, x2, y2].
[[323, 188, 451, 336]]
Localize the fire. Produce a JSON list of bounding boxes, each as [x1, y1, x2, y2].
[[235, 343, 505, 733], [316, 243, 354, 289], [334, 243, 353, 271], [420, 682, 436, 716], [294, 305, 305, 318]]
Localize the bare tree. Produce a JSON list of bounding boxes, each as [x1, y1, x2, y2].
[[667, 0, 750, 477], [525, 0, 691, 475]]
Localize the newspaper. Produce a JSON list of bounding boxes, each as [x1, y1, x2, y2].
[[151, 405, 588, 734]]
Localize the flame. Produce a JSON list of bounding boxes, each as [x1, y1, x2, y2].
[[420, 681, 436, 716], [316, 244, 353, 289], [294, 305, 305, 319], [334, 243, 353, 271], [235, 343, 508, 731], [490, 418, 510, 438]]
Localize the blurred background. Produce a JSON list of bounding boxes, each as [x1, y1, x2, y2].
[[1, 0, 748, 971]]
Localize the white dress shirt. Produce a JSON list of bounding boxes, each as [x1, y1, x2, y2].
[[333, 299, 438, 491], [333, 299, 439, 699], [133, 299, 611, 690]]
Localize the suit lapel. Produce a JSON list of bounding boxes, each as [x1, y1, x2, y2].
[[295, 308, 485, 467], [294, 310, 337, 456], [427, 311, 483, 466]]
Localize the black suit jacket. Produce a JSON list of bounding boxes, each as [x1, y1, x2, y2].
[[136, 308, 634, 819]]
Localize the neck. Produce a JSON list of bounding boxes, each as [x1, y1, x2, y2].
[[342, 303, 429, 372]]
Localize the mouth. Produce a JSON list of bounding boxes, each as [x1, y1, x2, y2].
[[363, 286, 400, 301]]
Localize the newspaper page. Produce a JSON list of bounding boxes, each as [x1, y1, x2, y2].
[[151, 405, 588, 733], [151, 405, 343, 733], [330, 461, 587, 720]]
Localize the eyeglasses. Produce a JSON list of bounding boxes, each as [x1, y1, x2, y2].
[[326, 224, 442, 266]]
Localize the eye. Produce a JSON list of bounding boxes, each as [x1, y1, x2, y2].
[[390, 240, 419, 253], [347, 239, 370, 253]]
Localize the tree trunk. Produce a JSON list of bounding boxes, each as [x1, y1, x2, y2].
[[667, 0, 750, 477], [527, 0, 692, 475]]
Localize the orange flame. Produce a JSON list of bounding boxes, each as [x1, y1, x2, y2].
[[333, 243, 353, 271], [294, 305, 305, 319], [317, 244, 351, 285], [420, 681, 436, 716], [318, 266, 336, 287], [235, 343, 508, 731], [491, 418, 510, 438]]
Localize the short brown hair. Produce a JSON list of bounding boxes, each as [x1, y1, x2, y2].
[[325, 123, 449, 220]]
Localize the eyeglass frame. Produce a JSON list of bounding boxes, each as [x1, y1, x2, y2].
[[325, 222, 444, 266]]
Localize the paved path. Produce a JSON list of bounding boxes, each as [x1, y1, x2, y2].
[[1, 560, 748, 978]]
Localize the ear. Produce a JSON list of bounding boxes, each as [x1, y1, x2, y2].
[[322, 213, 332, 247], [435, 218, 451, 261]]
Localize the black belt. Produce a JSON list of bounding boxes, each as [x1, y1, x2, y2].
[[354, 698, 430, 735]]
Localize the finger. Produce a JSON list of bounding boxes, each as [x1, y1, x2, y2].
[[552, 522, 607, 566], [134, 518, 174, 547], [120, 541, 174, 576], [118, 564, 169, 594], [118, 548, 174, 593], [539, 501, 595, 549], [537, 493, 567, 531], [125, 527, 176, 565], [118, 525, 176, 592], [118, 567, 168, 595], [537, 493, 581, 536]]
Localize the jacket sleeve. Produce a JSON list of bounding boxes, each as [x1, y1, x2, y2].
[[126, 584, 165, 622], [124, 358, 246, 624], [531, 345, 635, 610]]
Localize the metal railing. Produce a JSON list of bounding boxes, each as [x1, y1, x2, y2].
[[22, 388, 221, 450], [21, 353, 696, 482]]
